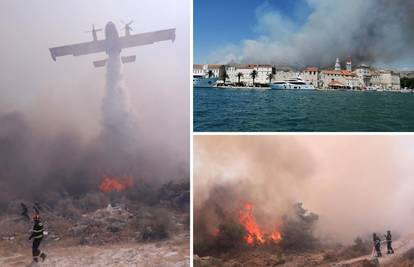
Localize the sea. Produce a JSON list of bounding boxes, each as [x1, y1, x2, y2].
[[194, 87, 414, 132]]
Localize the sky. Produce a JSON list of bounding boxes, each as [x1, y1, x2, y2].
[[194, 0, 414, 69], [194, 0, 311, 63], [0, 0, 190, 183]]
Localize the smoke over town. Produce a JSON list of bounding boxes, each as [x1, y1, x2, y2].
[[194, 136, 414, 244], [210, 0, 414, 68]]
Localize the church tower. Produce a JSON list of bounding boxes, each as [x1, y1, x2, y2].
[[335, 58, 341, 71], [346, 57, 352, 72]]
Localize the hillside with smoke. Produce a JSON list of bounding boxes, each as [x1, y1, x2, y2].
[[0, 51, 187, 210], [210, 0, 414, 68], [194, 136, 414, 245]]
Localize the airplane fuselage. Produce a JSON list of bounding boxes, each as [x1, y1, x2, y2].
[[104, 22, 121, 55]]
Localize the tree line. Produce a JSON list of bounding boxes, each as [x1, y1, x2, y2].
[[401, 77, 414, 89]]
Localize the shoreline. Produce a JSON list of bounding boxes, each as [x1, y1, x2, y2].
[[195, 86, 414, 93]]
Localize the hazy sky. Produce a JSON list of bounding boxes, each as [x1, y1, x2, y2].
[[0, 0, 189, 151]]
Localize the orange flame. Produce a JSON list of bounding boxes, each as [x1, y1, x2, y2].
[[238, 203, 282, 245], [99, 175, 134, 193], [212, 228, 219, 237]]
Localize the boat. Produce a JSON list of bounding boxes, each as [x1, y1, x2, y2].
[[270, 77, 315, 90], [193, 74, 219, 88]]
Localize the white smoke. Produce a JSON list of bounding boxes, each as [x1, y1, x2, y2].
[[101, 55, 138, 153], [209, 0, 414, 68]]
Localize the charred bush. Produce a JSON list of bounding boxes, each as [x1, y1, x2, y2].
[[215, 222, 246, 251], [125, 183, 159, 206], [140, 222, 168, 241], [158, 180, 190, 211], [74, 193, 109, 213], [194, 221, 246, 256], [281, 203, 319, 251], [54, 198, 83, 220], [334, 236, 372, 261], [134, 206, 170, 241]]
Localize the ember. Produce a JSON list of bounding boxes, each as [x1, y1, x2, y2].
[[238, 203, 282, 245], [99, 175, 134, 193]]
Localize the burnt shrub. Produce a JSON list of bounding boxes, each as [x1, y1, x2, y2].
[[134, 206, 170, 241], [281, 203, 319, 251], [215, 222, 246, 251], [158, 180, 190, 211], [335, 236, 372, 261], [194, 221, 246, 256], [74, 192, 108, 213]]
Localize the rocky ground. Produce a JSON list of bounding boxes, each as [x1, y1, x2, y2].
[[194, 234, 414, 267], [0, 181, 190, 266], [0, 233, 189, 267]]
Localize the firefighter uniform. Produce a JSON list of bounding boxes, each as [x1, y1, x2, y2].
[[29, 216, 46, 262], [386, 231, 394, 254], [373, 233, 382, 257]]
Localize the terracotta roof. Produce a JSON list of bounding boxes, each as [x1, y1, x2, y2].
[[305, 67, 319, 72], [321, 70, 355, 76], [258, 64, 273, 68], [193, 64, 203, 69], [207, 64, 224, 69]]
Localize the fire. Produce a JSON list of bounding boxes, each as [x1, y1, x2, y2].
[[212, 228, 219, 237], [99, 175, 134, 193], [239, 203, 266, 245], [238, 203, 282, 245]]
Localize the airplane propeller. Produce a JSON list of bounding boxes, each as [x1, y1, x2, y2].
[[120, 20, 134, 31], [85, 24, 102, 33]]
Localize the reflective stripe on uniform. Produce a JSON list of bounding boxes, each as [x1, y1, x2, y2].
[[33, 229, 43, 233], [34, 234, 43, 239]]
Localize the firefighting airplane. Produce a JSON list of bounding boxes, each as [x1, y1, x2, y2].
[[49, 21, 175, 67]]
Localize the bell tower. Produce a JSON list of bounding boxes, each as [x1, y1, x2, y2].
[[335, 58, 341, 71], [346, 57, 352, 72]]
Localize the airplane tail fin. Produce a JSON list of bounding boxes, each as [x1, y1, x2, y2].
[[93, 59, 107, 68], [121, 55, 136, 64]]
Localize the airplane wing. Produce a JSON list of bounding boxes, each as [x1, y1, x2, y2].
[[120, 28, 176, 49], [49, 40, 106, 61]]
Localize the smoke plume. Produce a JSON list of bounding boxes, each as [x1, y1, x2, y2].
[[194, 136, 414, 243], [0, 50, 187, 211], [210, 0, 414, 68]]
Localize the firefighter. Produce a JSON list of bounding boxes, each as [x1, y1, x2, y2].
[[28, 214, 47, 263], [373, 233, 382, 257], [33, 202, 41, 215], [385, 230, 394, 254], [20, 202, 29, 221]]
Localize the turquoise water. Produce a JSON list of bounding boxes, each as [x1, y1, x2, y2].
[[194, 88, 414, 132]]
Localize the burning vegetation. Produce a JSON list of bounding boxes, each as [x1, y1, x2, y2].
[[194, 181, 321, 264], [239, 203, 282, 246], [99, 175, 134, 193]]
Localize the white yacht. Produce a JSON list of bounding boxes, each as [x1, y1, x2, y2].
[[193, 74, 219, 88], [271, 77, 315, 90]]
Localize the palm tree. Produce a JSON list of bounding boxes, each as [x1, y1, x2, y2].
[[237, 72, 243, 84], [250, 70, 258, 86], [221, 70, 229, 83], [267, 73, 274, 84], [207, 70, 214, 78]]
